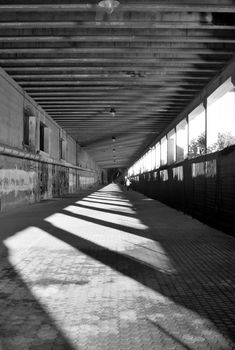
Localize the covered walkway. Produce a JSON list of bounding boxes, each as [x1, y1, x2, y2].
[[0, 184, 234, 349]]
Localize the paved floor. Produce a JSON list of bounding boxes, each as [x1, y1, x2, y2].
[[0, 184, 234, 350]]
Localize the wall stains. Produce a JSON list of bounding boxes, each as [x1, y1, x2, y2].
[[0, 154, 100, 212], [0, 168, 36, 195], [39, 162, 48, 198]]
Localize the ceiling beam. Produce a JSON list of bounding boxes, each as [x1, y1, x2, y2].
[[1, 36, 235, 44], [0, 3, 235, 13], [11, 65, 220, 81], [1, 21, 235, 30], [0, 27, 234, 36], [18, 77, 212, 86], [2, 62, 226, 72], [0, 52, 232, 65]]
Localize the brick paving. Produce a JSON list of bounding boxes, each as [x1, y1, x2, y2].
[[0, 184, 234, 350]]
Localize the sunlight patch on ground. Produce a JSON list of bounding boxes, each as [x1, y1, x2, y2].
[[2, 185, 233, 349], [45, 212, 175, 273], [4, 226, 47, 251], [88, 194, 130, 202], [75, 200, 136, 214], [81, 196, 133, 206], [1, 183, 233, 349], [63, 205, 146, 230], [2, 226, 229, 350], [4, 227, 48, 266], [3, 226, 77, 267]]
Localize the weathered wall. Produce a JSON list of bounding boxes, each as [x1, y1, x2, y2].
[[0, 70, 23, 149], [0, 152, 99, 211], [0, 155, 38, 210], [0, 67, 102, 211], [131, 145, 235, 234], [76, 143, 100, 171], [67, 135, 77, 166]]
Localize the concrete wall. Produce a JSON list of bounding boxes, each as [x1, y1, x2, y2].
[[0, 67, 102, 211], [76, 143, 100, 170], [0, 70, 23, 149]]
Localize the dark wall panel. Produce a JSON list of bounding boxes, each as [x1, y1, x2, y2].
[[131, 145, 235, 234]]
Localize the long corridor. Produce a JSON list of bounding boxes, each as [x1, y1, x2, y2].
[[0, 184, 234, 350]]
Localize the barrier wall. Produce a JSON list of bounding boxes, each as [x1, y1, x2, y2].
[[131, 145, 235, 233]]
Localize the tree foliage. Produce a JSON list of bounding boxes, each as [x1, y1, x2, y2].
[[188, 132, 206, 158], [208, 132, 235, 152]]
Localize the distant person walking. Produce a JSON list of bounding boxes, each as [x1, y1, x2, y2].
[[125, 178, 131, 191]]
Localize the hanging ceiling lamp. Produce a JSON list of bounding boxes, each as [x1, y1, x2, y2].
[[110, 107, 116, 117], [98, 0, 120, 14]]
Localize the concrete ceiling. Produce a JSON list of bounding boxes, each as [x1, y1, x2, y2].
[[0, 1, 235, 168]]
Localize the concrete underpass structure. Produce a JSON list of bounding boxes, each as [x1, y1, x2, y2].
[[0, 1, 235, 349], [0, 67, 106, 211]]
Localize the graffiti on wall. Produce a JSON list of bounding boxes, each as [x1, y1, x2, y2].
[[0, 155, 99, 211], [0, 168, 37, 195]]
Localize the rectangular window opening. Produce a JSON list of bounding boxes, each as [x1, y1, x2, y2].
[[23, 113, 29, 146], [188, 104, 206, 158], [40, 122, 45, 151], [39, 122, 49, 153], [176, 118, 188, 161], [167, 129, 176, 164], [156, 142, 160, 169], [160, 136, 167, 166], [207, 78, 235, 153], [60, 138, 66, 160], [23, 110, 36, 151]]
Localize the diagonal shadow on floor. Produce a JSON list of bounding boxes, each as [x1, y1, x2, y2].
[[38, 217, 235, 344], [0, 184, 235, 348], [80, 198, 133, 208], [72, 202, 137, 217], [0, 242, 75, 350], [0, 187, 105, 350]]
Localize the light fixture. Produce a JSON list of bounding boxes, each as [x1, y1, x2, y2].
[[98, 0, 120, 14], [110, 107, 116, 117]]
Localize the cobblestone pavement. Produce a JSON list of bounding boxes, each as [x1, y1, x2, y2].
[[0, 184, 234, 350]]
